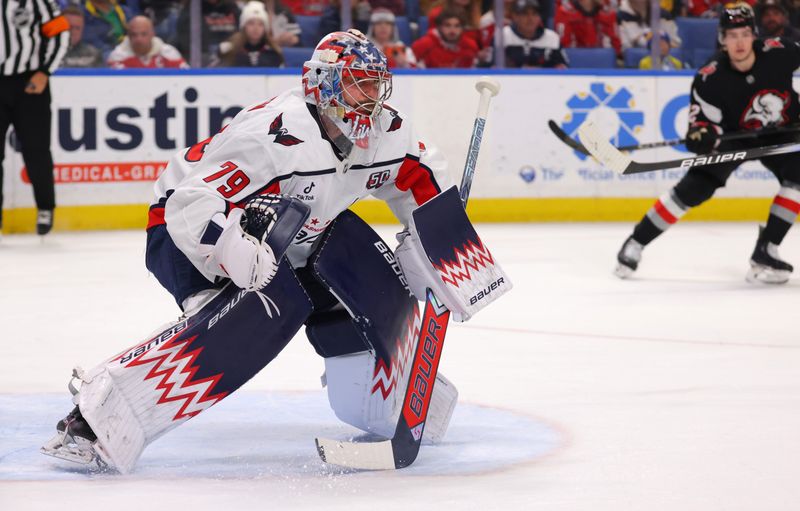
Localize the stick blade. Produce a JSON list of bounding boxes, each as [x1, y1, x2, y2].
[[315, 437, 397, 470], [577, 121, 632, 174]]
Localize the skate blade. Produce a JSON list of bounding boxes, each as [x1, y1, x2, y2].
[[746, 264, 790, 284], [614, 263, 635, 279], [41, 433, 106, 468]]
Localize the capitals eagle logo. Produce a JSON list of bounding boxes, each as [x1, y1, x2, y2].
[[269, 113, 304, 146]]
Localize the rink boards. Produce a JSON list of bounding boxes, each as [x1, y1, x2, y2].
[[1, 69, 795, 232]]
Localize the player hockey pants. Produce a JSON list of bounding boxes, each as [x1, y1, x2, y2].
[[632, 147, 800, 246], [145, 223, 225, 308]]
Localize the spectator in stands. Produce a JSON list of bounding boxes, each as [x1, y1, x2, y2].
[[262, 0, 302, 47], [108, 15, 188, 67], [428, 0, 485, 47], [319, 0, 371, 39], [618, 0, 681, 50], [503, 0, 567, 68], [757, 0, 800, 41], [686, 0, 724, 17], [219, 1, 284, 66], [789, 0, 800, 26], [62, 5, 105, 67], [283, 0, 328, 16], [176, 0, 240, 66], [660, 0, 686, 17], [412, 7, 480, 67], [140, 1, 183, 45], [82, 0, 134, 57], [638, 30, 683, 69], [368, 9, 417, 67], [476, 0, 515, 55], [555, 0, 621, 56], [370, 0, 407, 16]]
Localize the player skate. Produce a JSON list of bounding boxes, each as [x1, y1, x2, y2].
[[614, 236, 643, 278], [747, 226, 793, 284]]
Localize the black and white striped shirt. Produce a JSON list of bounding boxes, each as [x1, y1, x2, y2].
[[1, 0, 69, 77]]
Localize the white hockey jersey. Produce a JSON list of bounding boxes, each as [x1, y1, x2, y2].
[[149, 86, 453, 283]]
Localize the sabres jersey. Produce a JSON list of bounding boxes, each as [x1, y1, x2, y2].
[[690, 38, 800, 134], [148, 87, 453, 283]]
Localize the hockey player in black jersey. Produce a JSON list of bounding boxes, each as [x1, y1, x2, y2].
[[616, 2, 800, 284]]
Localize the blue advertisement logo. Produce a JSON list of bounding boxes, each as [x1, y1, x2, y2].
[[519, 166, 536, 183], [559, 82, 644, 161], [660, 94, 690, 153]]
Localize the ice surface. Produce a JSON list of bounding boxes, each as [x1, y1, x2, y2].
[[1, 224, 799, 510]]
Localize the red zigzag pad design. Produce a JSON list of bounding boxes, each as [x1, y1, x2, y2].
[[125, 335, 229, 421], [433, 239, 495, 288], [371, 305, 422, 400]]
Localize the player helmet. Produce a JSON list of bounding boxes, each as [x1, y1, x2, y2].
[[302, 29, 392, 126], [718, 2, 756, 42]]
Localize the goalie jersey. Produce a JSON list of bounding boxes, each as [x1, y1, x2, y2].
[[148, 87, 453, 281]]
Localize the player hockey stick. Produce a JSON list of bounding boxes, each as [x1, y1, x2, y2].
[[550, 119, 800, 156], [577, 120, 800, 175], [314, 77, 501, 470]]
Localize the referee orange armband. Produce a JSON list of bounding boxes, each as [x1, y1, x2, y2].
[[42, 15, 69, 38]]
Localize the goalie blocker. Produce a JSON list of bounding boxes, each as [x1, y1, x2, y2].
[[396, 186, 512, 322]]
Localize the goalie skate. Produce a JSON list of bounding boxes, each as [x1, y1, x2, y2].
[[41, 408, 106, 469], [41, 370, 109, 470]]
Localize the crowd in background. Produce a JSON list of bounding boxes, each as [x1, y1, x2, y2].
[[55, 0, 800, 71]]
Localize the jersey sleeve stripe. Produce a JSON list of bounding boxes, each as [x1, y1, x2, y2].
[[147, 206, 166, 230]]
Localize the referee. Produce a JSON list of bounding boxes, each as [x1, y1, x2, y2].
[[1, 0, 69, 235]]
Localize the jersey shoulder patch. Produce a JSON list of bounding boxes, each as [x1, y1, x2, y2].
[[383, 104, 404, 132], [269, 113, 304, 146], [761, 37, 785, 52], [696, 60, 718, 82]]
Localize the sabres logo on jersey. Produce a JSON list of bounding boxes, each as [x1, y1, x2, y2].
[[269, 113, 304, 146], [741, 89, 790, 129]]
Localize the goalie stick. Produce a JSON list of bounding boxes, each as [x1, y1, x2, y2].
[[314, 76, 501, 470], [577, 121, 800, 175], [550, 119, 800, 156]]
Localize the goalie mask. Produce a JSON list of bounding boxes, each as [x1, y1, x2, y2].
[[302, 29, 393, 161]]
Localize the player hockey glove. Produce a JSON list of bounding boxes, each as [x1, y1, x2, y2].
[[685, 123, 720, 154], [211, 208, 278, 292]]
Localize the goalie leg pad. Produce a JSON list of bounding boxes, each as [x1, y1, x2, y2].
[[303, 210, 456, 442], [324, 351, 458, 442], [396, 186, 512, 322], [45, 260, 312, 473]]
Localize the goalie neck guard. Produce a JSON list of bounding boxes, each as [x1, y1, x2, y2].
[[302, 30, 393, 160]]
